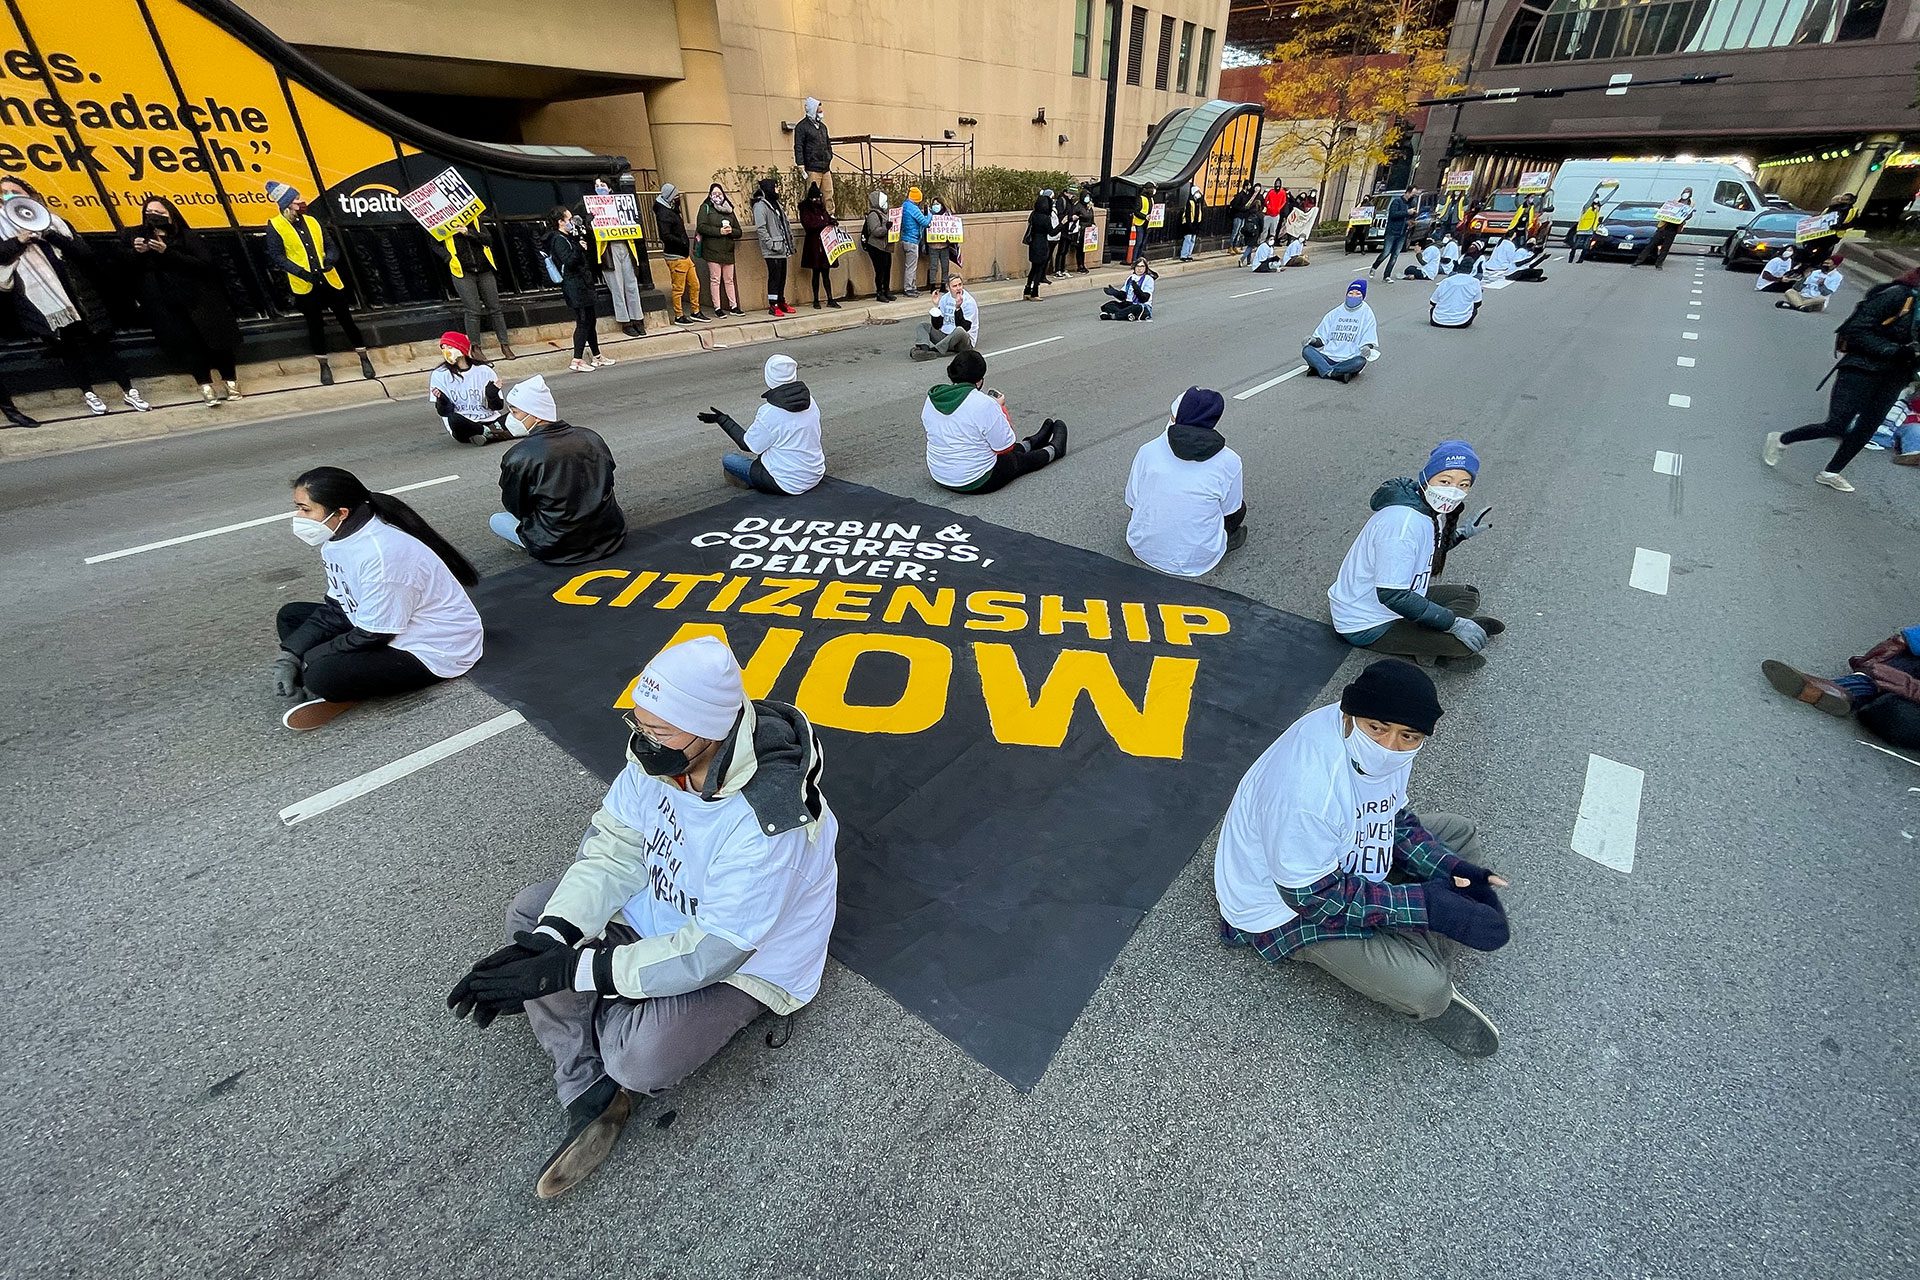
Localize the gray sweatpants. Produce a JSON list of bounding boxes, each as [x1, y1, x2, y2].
[[1292, 811, 1481, 1019], [912, 322, 974, 355], [603, 243, 643, 323], [902, 241, 921, 293], [450, 271, 510, 349], [507, 879, 766, 1108]]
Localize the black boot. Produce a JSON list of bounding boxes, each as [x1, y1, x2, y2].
[[317, 358, 335, 386], [357, 350, 377, 380], [1, 400, 39, 429]]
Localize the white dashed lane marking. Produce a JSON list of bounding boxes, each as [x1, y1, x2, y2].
[[1630, 547, 1672, 594], [1572, 753, 1645, 874], [279, 711, 528, 826]]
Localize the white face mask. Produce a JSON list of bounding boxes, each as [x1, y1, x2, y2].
[[290, 515, 336, 547], [504, 411, 534, 438], [1344, 722, 1420, 778], [1424, 483, 1469, 514]]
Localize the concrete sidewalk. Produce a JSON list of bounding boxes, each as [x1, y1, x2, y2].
[[0, 253, 1239, 463]]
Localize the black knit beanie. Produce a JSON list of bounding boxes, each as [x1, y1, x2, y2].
[[1340, 659, 1443, 734]]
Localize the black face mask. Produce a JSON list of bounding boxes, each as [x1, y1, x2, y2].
[[630, 732, 698, 778], [145, 217, 168, 234]]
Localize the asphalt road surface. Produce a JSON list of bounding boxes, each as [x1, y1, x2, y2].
[[3, 249, 1914, 1280]]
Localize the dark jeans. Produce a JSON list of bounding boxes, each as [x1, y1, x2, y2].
[[947, 434, 1058, 495], [863, 245, 891, 298], [1024, 260, 1048, 295], [50, 322, 131, 393], [569, 302, 599, 358], [1101, 300, 1146, 320], [450, 271, 510, 347], [723, 453, 790, 495], [296, 283, 364, 354], [1052, 238, 1070, 273], [1780, 367, 1910, 474], [765, 257, 788, 303], [276, 601, 440, 702], [1372, 231, 1407, 276], [1345, 584, 1482, 658]]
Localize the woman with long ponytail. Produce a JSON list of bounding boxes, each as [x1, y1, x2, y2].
[[273, 465, 484, 730]]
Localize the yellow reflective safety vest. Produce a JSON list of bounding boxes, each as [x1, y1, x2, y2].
[[442, 230, 497, 279], [269, 213, 343, 294]]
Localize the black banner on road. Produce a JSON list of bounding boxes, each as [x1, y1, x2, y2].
[[467, 479, 1346, 1089]]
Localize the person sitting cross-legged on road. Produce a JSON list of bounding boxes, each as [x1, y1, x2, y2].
[[1776, 255, 1844, 313], [1303, 280, 1379, 382], [911, 275, 980, 360], [1755, 250, 1801, 294], [1428, 259, 1484, 329], [1506, 238, 1550, 283], [1100, 258, 1157, 320], [1125, 386, 1246, 576], [448, 636, 841, 1200], [429, 331, 513, 445], [1401, 237, 1441, 280], [1328, 440, 1503, 669], [1214, 658, 1512, 1057], [490, 374, 627, 563], [1763, 625, 1920, 752], [698, 353, 827, 496], [920, 349, 1066, 494], [273, 466, 483, 732]]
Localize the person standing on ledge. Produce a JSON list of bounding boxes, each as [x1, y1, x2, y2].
[[490, 374, 626, 563], [793, 97, 835, 207], [655, 183, 706, 325], [1214, 658, 1511, 1057], [434, 215, 515, 361], [263, 181, 375, 385]]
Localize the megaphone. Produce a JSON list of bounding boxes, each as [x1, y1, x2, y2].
[[0, 196, 52, 235]]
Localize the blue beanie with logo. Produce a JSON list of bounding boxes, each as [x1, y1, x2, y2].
[[1420, 439, 1480, 483]]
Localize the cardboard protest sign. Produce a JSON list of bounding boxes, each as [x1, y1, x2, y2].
[[928, 214, 963, 244], [1444, 169, 1474, 192], [1147, 202, 1165, 228], [466, 480, 1347, 1089], [888, 206, 902, 244], [1796, 212, 1840, 243], [401, 167, 484, 239], [820, 223, 855, 265], [1517, 169, 1552, 195], [584, 193, 643, 245], [1348, 204, 1375, 227], [1656, 201, 1692, 225]]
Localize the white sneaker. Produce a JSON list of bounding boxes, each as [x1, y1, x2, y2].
[[199, 384, 219, 406], [123, 387, 151, 412], [591, 354, 615, 368], [83, 391, 107, 415], [568, 358, 594, 373], [224, 380, 243, 400], [1815, 471, 1855, 492], [1762, 432, 1784, 466]]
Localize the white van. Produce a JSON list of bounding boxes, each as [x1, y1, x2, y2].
[[1548, 160, 1767, 244]]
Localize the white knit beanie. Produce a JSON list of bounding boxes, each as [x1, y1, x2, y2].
[[634, 636, 745, 739], [764, 353, 798, 389], [504, 374, 557, 422]]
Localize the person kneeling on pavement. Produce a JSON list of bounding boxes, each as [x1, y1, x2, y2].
[[1763, 625, 1920, 751], [429, 332, 513, 445], [273, 466, 483, 732], [1328, 440, 1504, 668], [1100, 258, 1156, 320], [1214, 658, 1511, 1056], [1302, 280, 1379, 381], [698, 353, 827, 496], [920, 349, 1067, 494], [448, 636, 840, 1198], [490, 374, 627, 563], [911, 276, 980, 360], [1125, 386, 1246, 576]]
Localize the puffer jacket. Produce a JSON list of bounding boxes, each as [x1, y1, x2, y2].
[[498, 420, 627, 564], [1835, 283, 1920, 378], [697, 199, 740, 264], [901, 198, 930, 245]]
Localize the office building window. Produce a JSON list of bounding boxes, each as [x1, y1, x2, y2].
[[1073, 0, 1092, 75], [1495, 0, 1885, 65], [1100, 0, 1120, 78], [1177, 22, 1194, 92], [1195, 27, 1214, 94], [1127, 6, 1147, 86], [1156, 15, 1175, 90]]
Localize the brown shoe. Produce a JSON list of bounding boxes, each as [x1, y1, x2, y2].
[[535, 1079, 631, 1199], [282, 698, 360, 731], [1894, 451, 1920, 467], [1761, 660, 1852, 717]]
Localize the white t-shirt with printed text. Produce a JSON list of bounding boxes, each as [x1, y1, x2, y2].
[[1327, 503, 1438, 636], [321, 517, 483, 677], [427, 363, 503, 423]]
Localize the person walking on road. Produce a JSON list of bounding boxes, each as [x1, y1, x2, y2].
[[698, 353, 827, 497], [793, 97, 835, 207], [1631, 187, 1693, 268], [1327, 440, 1503, 668], [751, 178, 796, 316], [448, 635, 840, 1199], [1763, 625, 1920, 751], [920, 349, 1067, 494], [696, 183, 744, 317], [1214, 658, 1511, 1057], [1302, 280, 1380, 381], [549, 206, 610, 372], [1099, 257, 1156, 321], [490, 374, 626, 563], [912, 275, 980, 359], [262, 181, 375, 385], [273, 465, 483, 732], [1369, 190, 1412, 282], [861, 190, 894, 304], [1125, 386, 1246, 576], [900, 186, 929, 296], [1776, 255, 1845, 313], [655, 184, 706, 324], [121, 194, 242, 405], [1764, 268, 1920, 492], [798, 182, 840, 311], [1022, 193, 1056, 300], [429, 331, 511, 445]]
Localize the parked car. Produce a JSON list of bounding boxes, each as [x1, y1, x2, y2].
[[1722, 208, 1812, 270], [1342, 190, 1439, 253], [1580, 202, 1666, 261], [1463, 188, 1551, 242]]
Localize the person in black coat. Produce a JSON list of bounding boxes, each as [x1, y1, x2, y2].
[[489, 374, 626, 563], [1022, 193, 1055, 300], [121, 195, 243, 404], [548, 206, 606, 371]]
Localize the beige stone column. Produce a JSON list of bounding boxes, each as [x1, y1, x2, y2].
[[644, 0, 739, 192]]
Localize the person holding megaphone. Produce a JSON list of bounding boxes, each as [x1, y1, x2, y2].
[[0, 176, 151, 418]]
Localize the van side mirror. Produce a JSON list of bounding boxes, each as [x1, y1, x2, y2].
[[1542, 195, 1555, 212]]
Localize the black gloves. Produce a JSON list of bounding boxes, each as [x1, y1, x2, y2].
[[1308, 336, 1325, 348], [1422, 878, 1510, 951], [448, 930, 585, 1026], [1446, 858, 1497, 886], [272, 650, 304, 698], [697, 407, 724, 424], [447, 937, 538, 1028], [699, 407, 747, 446], [1104, 285, 1126, 300]]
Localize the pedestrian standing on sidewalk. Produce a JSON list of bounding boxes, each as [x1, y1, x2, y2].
[[1370, 190, 1411, 282], [911, 275, 980, 359], [697, 183, 744, 317], [1261, 184, 1285, 246], [273, 465, 483, 732], [861, 190, 894, 303], [1327, 441, 1503, 667], [655, 184, 706, 324], [1776, 256, 1845, 313], [490, 373, 626, 563], [593, 180, 646, 338], [1214, 659, 1511, 1057], [429, 331, 511, 445], [751, 178, 796, 316], [900, 186, 929, 297], [1764, 268, 1920, 493], [1631, 187, 1693, 268], [448, 634, 839, 1199], [1073, 188, 1096, 272], [1022, 193, 1056, 301], [121, 194, 242, 406], [1233, 182, 1262, 265], [436, 217, 515, 359], [549, 206, 610, 373], [798, 182, 841, 311], [793, 97, 835, 207], [920, 349, 1068, 494], [1178, 186, 1205, 262], [1763, 625, 1920, 751], [1302, 280, 1380, 382], [262, 181, 375, 385], [926, 196, 958, 290], [1125, 386, 1246, 576], [698, 353, 827, 497], [1054, 188, 1079, 277], [1130, 183, 1156, 263]]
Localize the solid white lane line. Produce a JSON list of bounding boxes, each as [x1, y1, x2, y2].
[[1654, 450, 1682, 475], [1682, 331, 1699, 339], [1668, 394, 1692, 407], [1572, 753, 1644, 873], [1233, 365, 1311, 400], [1858, 739, 1920, 769], [279, 710, 527, 826], [1676, 356, 1697, 367], [1230, 287, 1274, 298], [1630, 547, 1672, 594], [84, 475, 462, 565], [981, 335, 1064, 358]]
